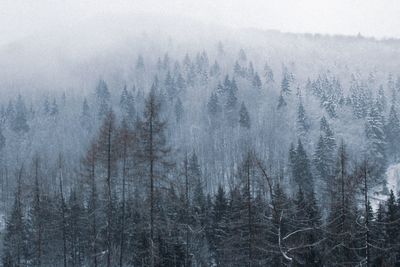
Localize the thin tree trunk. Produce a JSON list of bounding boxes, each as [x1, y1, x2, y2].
[[184, 154, 190, 267], [107, 121, 112, 267], [91, 158, 98, 267], [119, 140, 127, 267], [363, 161, 370, 267], [149, 102, 155, 267], [59, 159, 67, 267], [247, 156, 252, 267]]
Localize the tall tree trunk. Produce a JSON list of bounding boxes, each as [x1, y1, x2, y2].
[[363, 161, 370, 267], [106, 121, 112, 267], [149, 102, 155, 267], [59, 158, 67, 267], [184, 154, 190, 267], [119, 139, 127, 267]]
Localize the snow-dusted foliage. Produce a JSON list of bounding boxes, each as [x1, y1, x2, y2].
[[0, 17, 400, 266]]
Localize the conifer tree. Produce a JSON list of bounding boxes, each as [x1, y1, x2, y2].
[[281, 73, 291, 95], [252, 72, 262, 90], [365, 103, 387, 182], [225, 86, 238, 127], [239, 102, 251, 129], [264, 62, 274, 84], [297, 100, 310, 138], [96, 79, 111, 119], [174, 97, 184, 123], [385, 105, 400, 161], [137, 87, 172, 267], [277, 93, 287, 109], [12, 95, 29, 133], [290, 140, 314, 193], [3, 167, 27, 266]]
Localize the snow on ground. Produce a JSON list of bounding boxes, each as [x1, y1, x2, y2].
[[386, 163, 400, 194], [371, 163, 400, 210]]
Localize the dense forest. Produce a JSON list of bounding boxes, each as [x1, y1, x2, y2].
[[1, 19, 400, 266]]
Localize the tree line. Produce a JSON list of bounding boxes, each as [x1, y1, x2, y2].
[[2, 86, 400, 267]]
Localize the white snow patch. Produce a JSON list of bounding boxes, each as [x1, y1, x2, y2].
[[386, 163, 400, 194], [371, 163, 400, 210]]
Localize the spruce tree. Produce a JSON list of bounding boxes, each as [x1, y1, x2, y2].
[[297, 100, 310, 138], [3, 168, 28, 266], [385, 105, 400, 161], [291, 140, 314, 193], [12, 95, 29, 133], [365, 103, 387, 183], [239, 102, 251, 129], [174, 97, 184, 123], [137, 88, 172, 267], [252, 72, 262, 90], [281, 75, 290, 95], [264, 62, 274, 84]]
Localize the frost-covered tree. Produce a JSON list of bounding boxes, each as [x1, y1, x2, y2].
[[225, 86, 238, 127], [365, 103, 387, 182], [252, 72, 262, 90], [290, 140, 314, 193], [96, 79, 111, 119], [264, 62, 274, 84], [119, 85, 135, 120], [239, 102, 251, 129], [174, 97, 184, 123], [385, 105, 400, 162], [12, 95, 29, 133], [281, 73, 291, 95], [297, 100, 310, 138]]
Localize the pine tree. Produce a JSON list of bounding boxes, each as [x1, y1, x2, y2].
[[165, 71, 176, 100], [281, 73, 291, 95], [136, 54, 145, 70], [96, 79, 111, 119], [325, 140, 361, 265], [239, 102, 251, 129], [3, 168, 28, 266], [210, 60, 221, 77], [207, 93, 222, 117], [290, 189, 323, 266], [119, 85, 135, 120], [313, 135, 330, 180], [29, 157, 43, 267], [297, 100, 310, 138], [365, 103, 387, 183], [211, 185, 229, 266], [238, 48, 247, 62], [385, 190, 400, 265], [385, 105, 400, 161], [314, 117, 336, 183], [277, 93, 287, 109], [320, 116, 336, 154], [174, 97, 184, 123], [264, 62, 274, 84], [225, 87, 238, 127], [291, 140, 314, 193], [376, 85, 387, 113], [66, 189, 87, 267], [50, 98, 59, 116], [81, 141, 100, 267], [12, 95, 29, 133], [252, 72, 262, 90], [0, 126, 5, 152], [97, 110, 118, 267], [137, 88, 172, 267]]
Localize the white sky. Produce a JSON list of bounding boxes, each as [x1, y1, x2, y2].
[[1, 0, 400, 45]]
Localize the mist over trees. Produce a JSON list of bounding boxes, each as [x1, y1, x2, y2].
[[0, 19, 400, 266]]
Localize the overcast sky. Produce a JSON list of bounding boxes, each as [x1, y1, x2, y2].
[[1, 0, 399, 45]]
